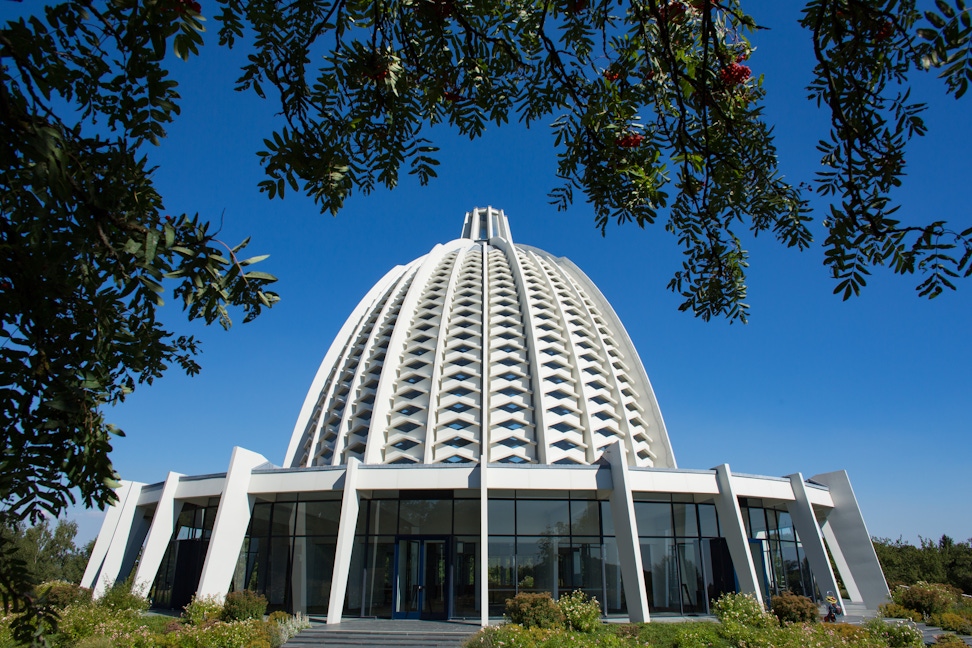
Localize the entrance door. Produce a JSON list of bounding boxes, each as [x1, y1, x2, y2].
[[393, 537, 448, 619]]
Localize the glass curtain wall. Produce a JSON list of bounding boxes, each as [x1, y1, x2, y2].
[[150, 500, 220, 610], [233, 494, 342, 614], [740, 499, 817, 600], [633, 495, 733, 615], [486, 492, 625, 618], [343, 492, 482, 619]]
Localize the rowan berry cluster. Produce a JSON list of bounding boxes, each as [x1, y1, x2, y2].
[[720, 62, 751, 86], [618, 133, 644, 148], [603, 70, 621, 82]]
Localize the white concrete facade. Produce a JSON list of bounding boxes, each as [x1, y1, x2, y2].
[[84, 208, 890, 621]]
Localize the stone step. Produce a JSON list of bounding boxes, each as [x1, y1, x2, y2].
[[283, 628, 477, 648]]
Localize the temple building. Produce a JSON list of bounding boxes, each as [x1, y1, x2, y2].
[[82, 207, 889, 623]]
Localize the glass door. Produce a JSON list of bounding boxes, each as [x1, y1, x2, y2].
[[393, 536, 448, 619]]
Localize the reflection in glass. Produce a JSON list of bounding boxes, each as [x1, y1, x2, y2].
[[516, 500, 569, 535], [640, 538, 680, 613], [635, 502, 673, 537], [673, 504, 698, 538]]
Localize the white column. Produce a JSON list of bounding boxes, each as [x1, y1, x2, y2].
[[713, 464, 764, 604], [479, 458, 490, 626], [89, 481, 146, 597], [786, 473, 842, 607], [81, 482, 132, 590], [326, 459, 362, 624], [604, 442, 649, 622], [196, 447, 268, 599], [810, 470, 890, 609], [133, 472, 185, 593], [820, 518, 863, 602]]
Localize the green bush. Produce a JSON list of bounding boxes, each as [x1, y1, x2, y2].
[[770, 591, 819, 625], [183, 595, 224, 626], [556, 590, 601, 632], [879, 602, 923, 622], [38, 581, 92, 610], [222, 590, 268, 622], [864, 618, 924, 648], [504, 592, 564, 629], [893, 582, 957, 617], [934, 634, 967, 646], [97, 579, 150, 612], [711, 592, 776, 629], [929, 611, 972, 635]]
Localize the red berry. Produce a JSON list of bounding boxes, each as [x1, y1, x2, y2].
[[443, 91, 461, 102], [618, 133, 644, 148], [720, 62, 751, 86], [874, 20, 893, 42], [603, 70, 621, 82]]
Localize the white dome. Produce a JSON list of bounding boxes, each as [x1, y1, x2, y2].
[[284, 207, 677, 469]]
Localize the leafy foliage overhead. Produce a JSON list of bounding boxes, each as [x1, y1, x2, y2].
[[215, 0, 972, 321], [1, 1, 276, 640]]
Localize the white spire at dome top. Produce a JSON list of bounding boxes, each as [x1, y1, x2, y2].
[[460, 206, 513, 243]]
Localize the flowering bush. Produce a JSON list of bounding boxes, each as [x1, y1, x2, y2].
[[269, 612, 311, 645], [892, 582, 958, 617], [711, 592, 775, 629], [863, 618, 924, 648], [557, 590, 601, 633], [55, 604, 153, 648], [183, 594, 224, 626], [39, 581, 93, 610], [97, 580, 150, 612], [222, 590, 268, 622], [505, 592, 564, 629]]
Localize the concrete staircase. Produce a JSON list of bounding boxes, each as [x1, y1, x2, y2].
[[282, 620, 480, 648]]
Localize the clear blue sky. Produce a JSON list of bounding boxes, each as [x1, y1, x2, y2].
[[5, 3, 969, 546]]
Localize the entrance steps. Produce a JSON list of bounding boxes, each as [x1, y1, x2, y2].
[[283, 620, 480, 648]]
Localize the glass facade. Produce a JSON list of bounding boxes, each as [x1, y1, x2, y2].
[[215, 489, 824, 619], [344, 491, 481, 619], [486, 492, 624, 617], [233, 494, 342, 613], [151, 500, 219, 610], [740, 499, 818, 602], [633, 495, 735, 615]]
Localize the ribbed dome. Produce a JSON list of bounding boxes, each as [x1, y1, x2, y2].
[[284, 207, 677, 469]]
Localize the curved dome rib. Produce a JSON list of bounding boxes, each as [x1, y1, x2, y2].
[[285, 207, 677, 469]]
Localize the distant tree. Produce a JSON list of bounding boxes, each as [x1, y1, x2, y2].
[[874, 535, 972, 593], [0, 519, 92, 586]]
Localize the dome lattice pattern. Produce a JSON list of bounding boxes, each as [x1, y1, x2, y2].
[[285, 208, 676, 469]]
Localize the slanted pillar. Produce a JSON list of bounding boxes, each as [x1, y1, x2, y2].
[[327, 458, 362, 624], [133, 472, 185, 593], [713, 464, 764, 604], [604, 442, 649, 622], [196, 447, 268, 599], [479, 458, 489, 627], [810, 470, 889, 609], [87, 481, 147, 597], [786, 473, 842, 607]]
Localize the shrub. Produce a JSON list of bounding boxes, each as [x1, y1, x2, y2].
[[270, 612, 310, 647], [97, 579, 149, 612], [183, 594, 224, 626], [879, 602, 923, 622], [39, 581, 92, 610], [934, 634, 967, 646], [673, 621, 727, 648], [222, 590, 268, 621], [893, 582, 957, 617], [711, 592, 776, 629], [462, 624, 553, 648], [504, 592, 564, 629], [771, 591, 819, 625], [929, 611, 972, 635], [556, 590, 601, 632], [864, 618, 924, 648]]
